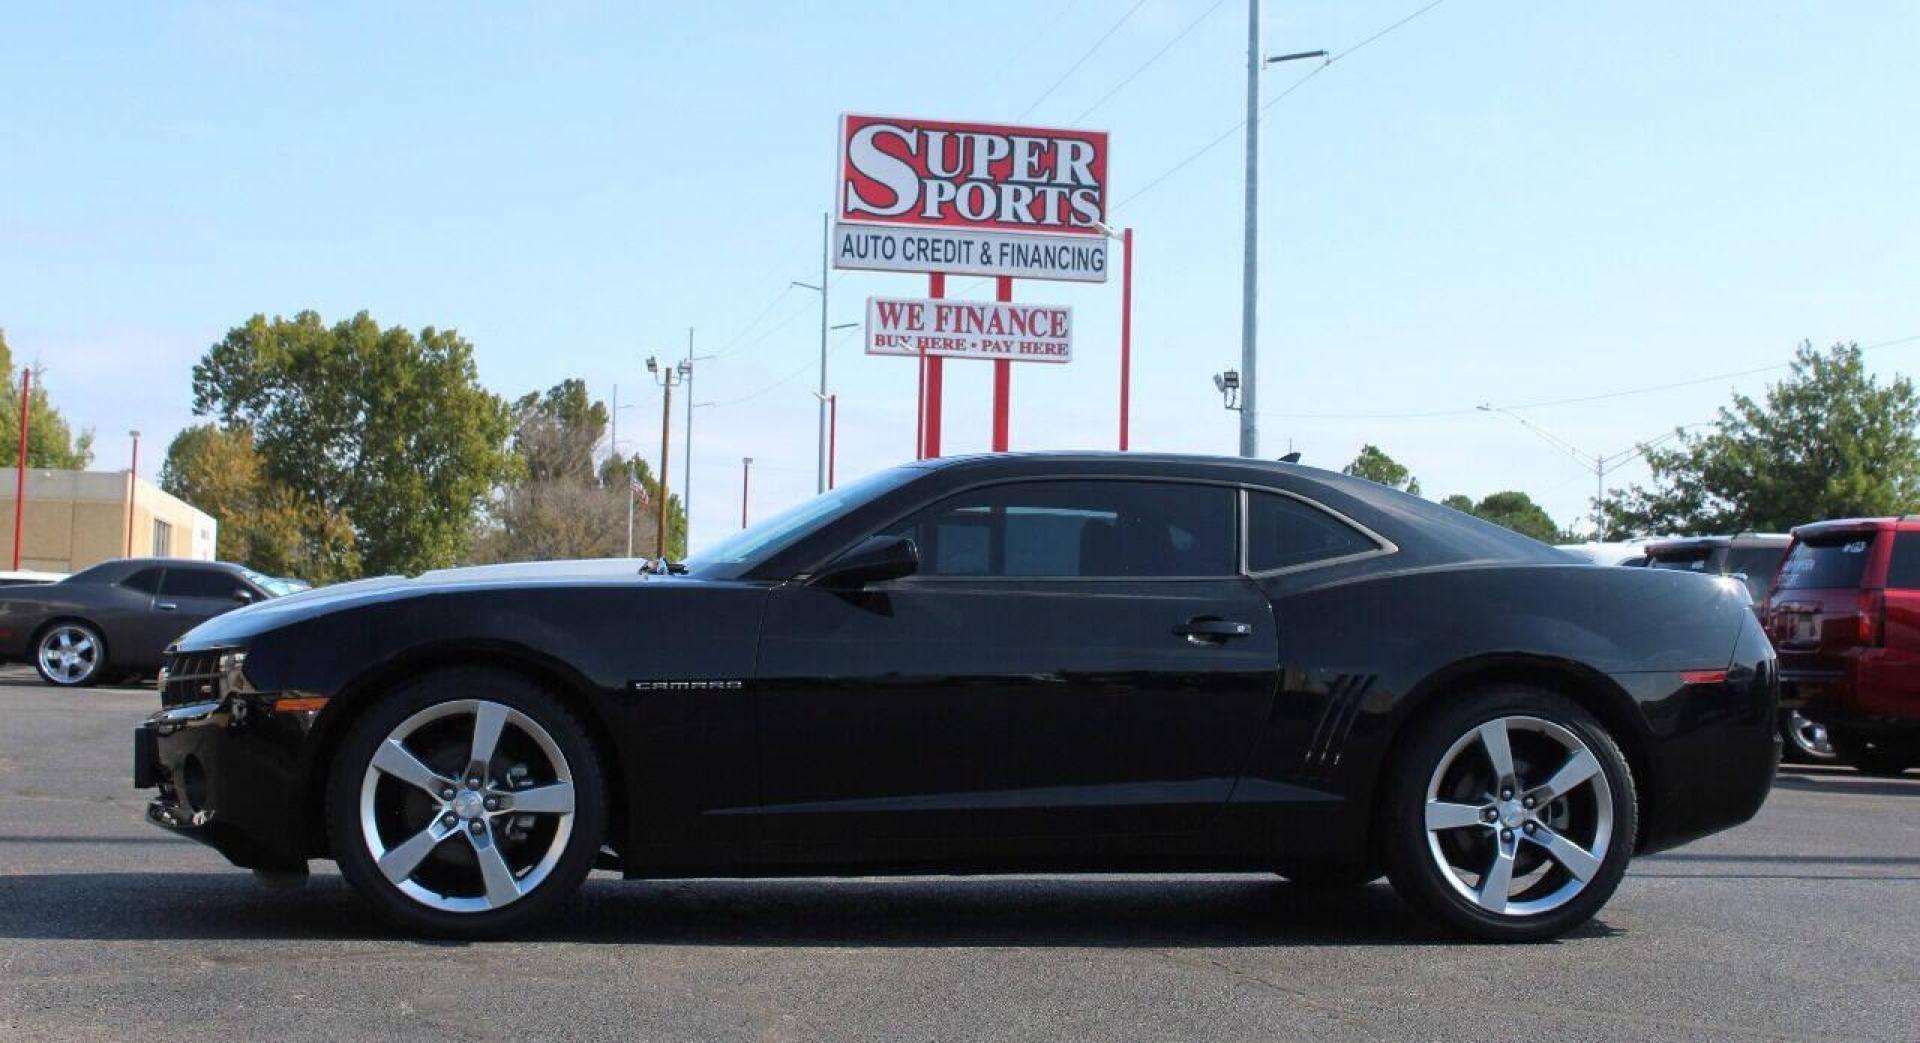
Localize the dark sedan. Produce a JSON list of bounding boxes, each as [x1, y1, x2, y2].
[[0, 559, 297, 687], [136, 454, 1778, 941]]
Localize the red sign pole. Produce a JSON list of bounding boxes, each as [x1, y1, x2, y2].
[[11, 368, 29, 570], [992, 277, 1013, 452], [1119, 227, 1134, 451], [924, 273, 945, 458]]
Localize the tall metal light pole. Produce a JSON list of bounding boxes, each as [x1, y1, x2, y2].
[[126, 430, 140, 556], [1240, 0, 1325, 458], [11, 367, 30, 570], [740, 457, 753, 529], [792, 212, 831, 493], [678, 327, 714, 549]]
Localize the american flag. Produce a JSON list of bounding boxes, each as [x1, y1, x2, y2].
[[631, 475, 649, 509]]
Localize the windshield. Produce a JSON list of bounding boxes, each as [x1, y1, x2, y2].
[[237, 566, 306, 597], [686, 466, 923, 570]]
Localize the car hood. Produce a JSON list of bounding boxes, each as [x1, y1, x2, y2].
[[176, 558, 688, 648]]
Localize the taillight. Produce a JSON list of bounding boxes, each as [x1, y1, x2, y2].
[[1856, 589, 1886, 647]]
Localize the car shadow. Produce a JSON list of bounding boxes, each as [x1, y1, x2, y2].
[[0, 871, 1621, 947], [1772, 772, 1920, 799]]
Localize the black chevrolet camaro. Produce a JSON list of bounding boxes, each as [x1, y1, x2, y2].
[[136, 453, 1778, 940]]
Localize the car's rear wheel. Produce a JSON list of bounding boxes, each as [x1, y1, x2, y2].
[[1829, 730, 1915, 777], [1383, 686, 1637, 942], [34, 621, 106, 688], [1779, 709, 1837, 763], [326, 669, 606, 937]]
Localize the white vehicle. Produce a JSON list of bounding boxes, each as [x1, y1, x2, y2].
[[0, 569, 67, 587], [1555, 541, 1649, 567]]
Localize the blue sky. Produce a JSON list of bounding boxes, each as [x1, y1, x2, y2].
[[5, 1, 1916, 548]]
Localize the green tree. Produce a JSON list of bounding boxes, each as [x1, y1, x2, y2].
[[1343, 444, 1421, 496], [191, 311, 515, 576], [161, 424, 360, 582], [0, 329, 95, 468], [1441, 490, 1562, 543], [468, 382, 686, 563], [1599, 342, 1920, 537]]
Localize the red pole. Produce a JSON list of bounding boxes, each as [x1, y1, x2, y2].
[[11, 368, 28, 571], [126, 431, 140, 556], [925, 273, 945, 458], [740, 458, 751, 529], [1119, 227, 1134, 451], [992, 276, 1012, 452], [915, 337, 926, 460], [827, 394, 838, 489]]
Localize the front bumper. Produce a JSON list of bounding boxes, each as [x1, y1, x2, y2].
[[137, 695, 317, 872]]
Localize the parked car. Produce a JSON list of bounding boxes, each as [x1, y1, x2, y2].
[[1642, 533, 1831, 761], [0, 559, 303, 688], [1555, 541, 1652, 567], [136, 453, 1777, 942], [0, 569, 68, 587], [1764, 518, 1920, 776]]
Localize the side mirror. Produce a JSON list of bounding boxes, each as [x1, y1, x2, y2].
[[812, 535, 919, 588], [233, 589, 256, 604]]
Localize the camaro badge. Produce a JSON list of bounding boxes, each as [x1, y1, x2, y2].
[[628, 680, 745, 692]]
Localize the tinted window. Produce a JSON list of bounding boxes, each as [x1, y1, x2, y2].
[[1246, 491, 1378, 572], [1726, 547, 1787, 600], [1887, 532, 1920, 590], [887, 481, 1235, 578], [119, 568, 164, 595], [160, 568, 247, 599], [1776, 534, 1876, 591]]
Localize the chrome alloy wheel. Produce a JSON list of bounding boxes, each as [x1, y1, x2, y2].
[[358, 699, 577, 914], [1423, 715, 1615, 917], [1784, 710, 1836, 760], [37, 624, 100, 685]]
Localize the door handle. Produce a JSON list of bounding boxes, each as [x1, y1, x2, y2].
[[1173, 617, 1252, 644], [155, 602, 178, 611]]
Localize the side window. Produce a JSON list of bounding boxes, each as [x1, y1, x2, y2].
[[120, 568, 165, 595], [1245, 491, 1379, 572], [160, 568, 247, 600], [1888, 533, 1920, 590], [885, 480, 1236, 578]]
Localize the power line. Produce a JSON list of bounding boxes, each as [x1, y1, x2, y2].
[[1016, 0, 1153, 121], [1258, 333, 1920, 421], [708, 328, 861, 408], [1072, 0, 1228, 125], [1114, 0, 1452, 212]]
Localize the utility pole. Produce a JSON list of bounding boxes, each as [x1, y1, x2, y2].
[[1240, 0, 1325, 459], [740, 457, 753, 529], [680, 327, 714, 551], [126, 430, 140, 556], [11, 367, 30, 570], [1477, 404, 1703, 537], [1239, 0, 1260, 458], [647, 356, 681, 559], [793, 213, 831, 494]]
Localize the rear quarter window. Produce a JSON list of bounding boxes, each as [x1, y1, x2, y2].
[[1886, 532, 1920, 590], [1776, 535, 1876, 590]]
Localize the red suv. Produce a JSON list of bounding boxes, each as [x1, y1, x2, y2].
[[1763, 518, 1920, 775]]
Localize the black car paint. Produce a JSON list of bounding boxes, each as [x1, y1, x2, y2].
[[140, 454, 1778, 877], [0, 559, 273, 675]]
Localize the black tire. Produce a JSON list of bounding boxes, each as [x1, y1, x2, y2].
[[1382, 685, 1637, 942], [326, 668, 607, 938], [32, 620, 107, 688], [1830, 731, 1915, 777], [1275, 861, 1384, 889]]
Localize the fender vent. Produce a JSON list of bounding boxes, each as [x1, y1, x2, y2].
[[1303, 673, 1375, 780]]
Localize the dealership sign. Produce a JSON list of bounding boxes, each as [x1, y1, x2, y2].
[[835, 114, 1109, 283], [866, 296, 1072, 363]]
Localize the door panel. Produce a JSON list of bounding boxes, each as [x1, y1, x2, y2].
[[753, 576, 1279, 846]]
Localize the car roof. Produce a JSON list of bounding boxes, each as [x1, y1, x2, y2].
[[1645, 533, 1791, 554], [67, 558, 250, 583], [1789, 517, 1915, 538]]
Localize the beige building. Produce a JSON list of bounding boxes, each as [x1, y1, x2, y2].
[[0, 469, 217, 574]]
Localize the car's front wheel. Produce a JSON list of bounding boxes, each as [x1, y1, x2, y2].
[[326, 669, 607, 937], [1383, 686, 1637, 942], [34, 621, 106, 688]]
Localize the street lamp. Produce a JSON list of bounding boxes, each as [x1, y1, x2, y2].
[[1238, 0, 1326, 457]]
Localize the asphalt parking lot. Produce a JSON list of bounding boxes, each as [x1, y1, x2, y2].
[[0, 667, 1914, 1042]]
